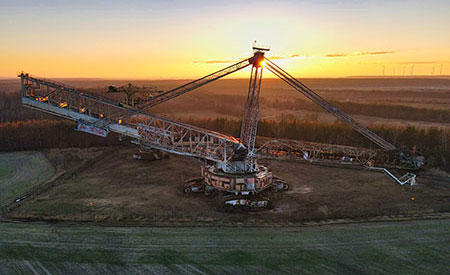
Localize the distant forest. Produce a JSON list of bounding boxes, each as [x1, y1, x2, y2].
[[187, 117, 449, 171], [0, 90, 449, 172], [151, 93, 450, 124], [1, 116, 449, 172], [2, 91, 450, 124]]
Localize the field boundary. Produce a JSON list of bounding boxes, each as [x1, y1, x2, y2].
[[2, 211, 449, 228], [1, 148, 117, 215]]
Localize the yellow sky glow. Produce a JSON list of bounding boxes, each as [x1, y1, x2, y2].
[[1, 1, 449, 79]]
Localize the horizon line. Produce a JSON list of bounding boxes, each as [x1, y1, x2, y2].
[[1, 75, 450, 81]]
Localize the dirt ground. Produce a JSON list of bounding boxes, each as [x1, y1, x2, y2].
[[6, 146, 449, 225]]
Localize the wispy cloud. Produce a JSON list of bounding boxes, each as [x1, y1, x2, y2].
[[397, 61, 444, 65], [360, 60, 449, 65], [325, 51, 396, 58], [194, 54, 302, 64], [195, 51, 396, 64], [268, 54, 301, 60], [193, 59, 241, 64], [357, 51, 396, 56], [325, 53, 347, 57]]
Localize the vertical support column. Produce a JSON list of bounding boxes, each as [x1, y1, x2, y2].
[[240, 51, 264, 158], [20, 74, 26, 97]]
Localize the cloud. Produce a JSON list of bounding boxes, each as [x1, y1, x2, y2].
[[266, 54, 302, 60], [195, 51, 397, 64], [267, 56, 285, 60], [356, 51, 396, 56], [193, 59, 240, 64], [360, 60, 449, 65], [204, 60, 238, 64], [397, 61, 443, 65], [325, 51, 396, 57], [325, 53, 348, 57], [195, 53, 303, 64]]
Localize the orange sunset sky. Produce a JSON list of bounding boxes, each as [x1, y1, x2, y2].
[[1, 0, 449, 79]]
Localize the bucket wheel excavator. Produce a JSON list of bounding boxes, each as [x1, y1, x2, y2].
[[19, 44, 424, 209]]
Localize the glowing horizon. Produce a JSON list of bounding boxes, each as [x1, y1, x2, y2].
[[1, 0, 449, 79]]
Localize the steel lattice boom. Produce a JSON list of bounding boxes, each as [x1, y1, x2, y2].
[[140, 58, 251, 109], [20, 73, 240, 166], [256, 137, 378, 166]]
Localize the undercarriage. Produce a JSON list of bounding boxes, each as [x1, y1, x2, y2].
[[183, 163, 288, 209]]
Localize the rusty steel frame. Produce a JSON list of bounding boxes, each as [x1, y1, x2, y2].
[[141, 58, 251, 109], [240, 52, 264, 158], [20, 73, 240, 165], [256, 137, 378, 167]]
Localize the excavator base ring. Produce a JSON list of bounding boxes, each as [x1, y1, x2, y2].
[[183, 165, 289, 209]]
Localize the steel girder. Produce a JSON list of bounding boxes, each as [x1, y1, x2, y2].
[[256, 137, 378, 166], [140, 59, 251, 110], [240, 52, 264, 158], [20, 73, 240, 164]]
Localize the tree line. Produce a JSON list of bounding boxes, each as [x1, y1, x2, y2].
[[185, 116, 450, 172], [3, 90, 450, 124], [0, 116, 448, 172], [1, 89, 449, 172], [0, 120, 121, 151], [267, 99, 450, 124]]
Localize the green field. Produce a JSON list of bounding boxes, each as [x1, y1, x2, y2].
[[0, 220, 449, 274], [0, 152, 55, 206]]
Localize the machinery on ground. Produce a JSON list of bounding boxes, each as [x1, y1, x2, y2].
[[19, 45, 424, 208], [107, 83, 162, 108]]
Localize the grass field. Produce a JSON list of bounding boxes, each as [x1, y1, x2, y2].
[[0, 152, 55, 206], [0, 219, 449, 274]]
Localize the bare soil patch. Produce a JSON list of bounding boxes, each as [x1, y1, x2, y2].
[[7, 147, 449, 225]]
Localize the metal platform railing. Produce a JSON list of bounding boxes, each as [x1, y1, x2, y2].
[[20, 73, 240, 164]]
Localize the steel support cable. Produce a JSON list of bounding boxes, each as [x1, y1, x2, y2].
[[141, 58, 252, 110], [264, 59, 396, 150], [265, 63, 391, 150], [76, 58, 251, 123], [264, 58, 394, 149], [266, 63, 395, 150]]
